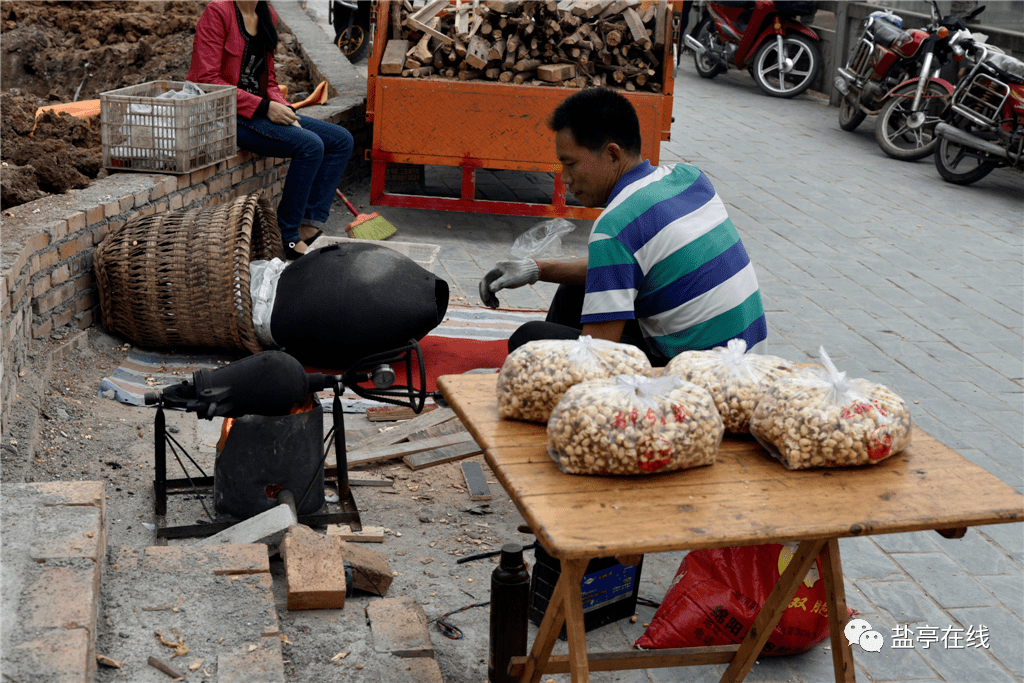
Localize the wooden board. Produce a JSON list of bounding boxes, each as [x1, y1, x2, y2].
[[461, 461, 493, 500], [366, 404, 439, 422], [326, 524, 385, 543], [403, 440, 483, 470], [406, 417, 467, 441], [537, 63, 576, 82], [381, 39, 412, 74], [347, 432, 476, 467], [347, 407, 456, 452], [437, 373, 1024, 560]]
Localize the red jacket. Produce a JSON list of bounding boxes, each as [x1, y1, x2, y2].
[[187, 1, 291, 119]]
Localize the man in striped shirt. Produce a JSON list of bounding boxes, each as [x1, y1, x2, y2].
[[480, 88, 767, 365]]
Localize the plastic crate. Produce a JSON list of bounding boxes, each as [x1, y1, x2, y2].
[[100, 80, 237, 174]]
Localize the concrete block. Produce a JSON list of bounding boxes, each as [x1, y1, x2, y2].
[[197, 503, 297, 550], [217, 635, 285, 683], [23, 564, 99, 634], [340, 539, 394, 596], [367, 597, 435, 658], [280, 525, 347, 610], [142, 544, 270, 575]]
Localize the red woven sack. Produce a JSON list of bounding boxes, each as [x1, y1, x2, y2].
[[634, 544, 830, 656]]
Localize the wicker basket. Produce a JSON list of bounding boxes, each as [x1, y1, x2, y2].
[[94, 192, 285, 354]]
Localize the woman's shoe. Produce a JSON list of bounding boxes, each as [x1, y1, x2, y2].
[[283, 241, 305, 261], [300, 228, 324, 245]]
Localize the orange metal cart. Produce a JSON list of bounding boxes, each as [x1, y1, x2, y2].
[[365, 1, 678, 220]]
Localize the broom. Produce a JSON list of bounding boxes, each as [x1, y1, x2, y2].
[[335, 189, 397, 240]]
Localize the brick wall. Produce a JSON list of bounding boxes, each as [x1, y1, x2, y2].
[[0, 101, 371, 434]]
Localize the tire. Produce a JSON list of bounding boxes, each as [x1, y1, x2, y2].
[[875, 80, 950, 161], [692, 17, 726, 79], [933, 116, 999, 185], [337, 24, 368, 63], [752, 34, 820, 98], [839, 96, 867, 132]]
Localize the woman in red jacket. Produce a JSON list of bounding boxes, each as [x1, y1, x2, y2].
[[188, 0, 353, 259]]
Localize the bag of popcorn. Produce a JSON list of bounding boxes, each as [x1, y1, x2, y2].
[[665, 339, 798, 433], [547, 374, 723, 475], [750, 346, 912, 469], [497, 336, 651, 423]]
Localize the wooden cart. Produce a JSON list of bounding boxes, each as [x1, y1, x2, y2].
[[366, 1, 678, 220]]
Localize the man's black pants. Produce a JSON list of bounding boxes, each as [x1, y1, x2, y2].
[[506, 284, 668, 367]]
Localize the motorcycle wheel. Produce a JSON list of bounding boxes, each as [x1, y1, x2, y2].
[[838, 97, 867, 132], [693, 17, 726, 79], [752, 34, 820, 98], [875, 81, 950, 161], [933, 116, 999, 185], [337, 24, 368, 63]]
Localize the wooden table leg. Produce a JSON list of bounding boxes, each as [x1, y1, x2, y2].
[[520, 558, 590, 683], [820, 538, 856, 682], [561, 559, 592, 682], [720, 538, 826, 683]]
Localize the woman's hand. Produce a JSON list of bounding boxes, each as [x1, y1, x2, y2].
[[267, 100, 299, 126]]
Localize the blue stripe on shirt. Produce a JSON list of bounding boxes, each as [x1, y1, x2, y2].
[[635, 239, 752, 317]]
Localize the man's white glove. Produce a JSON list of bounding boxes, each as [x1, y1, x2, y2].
[[479, 259, 540, 309]]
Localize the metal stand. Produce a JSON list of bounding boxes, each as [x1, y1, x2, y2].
[[152, 340, 428, 540]]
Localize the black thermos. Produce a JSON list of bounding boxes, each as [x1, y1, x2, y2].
[[489, 543, 530, 683]]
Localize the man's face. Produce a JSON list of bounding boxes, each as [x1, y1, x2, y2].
[[555, 128, 620, 208]]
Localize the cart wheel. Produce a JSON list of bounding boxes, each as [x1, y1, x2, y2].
[[337, 25, 368, 63]]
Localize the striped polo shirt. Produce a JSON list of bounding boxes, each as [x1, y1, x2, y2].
[[581, 161, 767, 360]]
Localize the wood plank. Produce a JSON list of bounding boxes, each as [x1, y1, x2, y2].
[[347, 407, 456, 452], [403, 439, 483, 470], [326, 524, 385, 543], [348, 476, 396, 487], [622, 7, 649, 45], [508, 645, 739, 675], [465, 35, 492, 69], [821, 538, 856, 682], [407, 16, 454, 44], [348, 432, 477, 466], [405, 416, 466, 441], [460, 461, 492, 500], [381, 39, 412, 74], [537, 63, 576, 81], [366, 404, 439, 422]]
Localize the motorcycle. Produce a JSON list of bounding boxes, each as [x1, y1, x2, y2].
[[933, 34, 1024, 185], [684, 1, 822, 99], [834, 0, 986, 161], [330, 0, 372, 63]]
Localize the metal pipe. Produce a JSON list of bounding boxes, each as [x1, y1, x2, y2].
[[935, 122, 1010, 161], [683, 34, 705, 56], [911, 51, 934, 113]]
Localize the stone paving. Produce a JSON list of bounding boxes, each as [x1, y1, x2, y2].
[[327, 56, 1022, 682]]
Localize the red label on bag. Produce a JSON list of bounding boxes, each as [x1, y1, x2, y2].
[[637, 437, 673, 472]]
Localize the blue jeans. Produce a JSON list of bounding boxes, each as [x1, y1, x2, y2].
[[236, 114, 354, 244]]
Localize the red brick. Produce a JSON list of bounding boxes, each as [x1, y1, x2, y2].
[[75, 309, 95, 330], [160, 176, 178, 196], [177, 173, 192, 190], [51, 264, 70, 285], [139, 205, 156, 217], [242, 164, 254, 181], [217, 636, 284, 683], [366, 597, 435, 658], [23, 564, 100, 632], [74, 292, 96, 314], [102, 200, 119, 218], [52, 308, 74, 329], [27, 230, 50, 254], [66, 211, 87, 233], [336, 539, 393, 596], [23, 480, 103, 507], [238, 150, 253, 163], [190, 165, 216, 185], [232, 169, 244, 184], [168, 192, 184, 211], [33, 317, 54, 338], [29, 503, 103, 561], [32, 274, 51, 298], [385, 657, 445, 683], [134, 189, 151, 206], [10, 629, 92, 683], [154, 200, 168, 213], [59, 240, 81, 261], [0, 275, 8, 301], [39, 249, 58, 271], [118, 195, 135, 212], [280, 525, 346, 611], [142, 545, 270, 575], [76, 232, 92, 252], [74, 272, 93, 293], [205, 173, 230, 194], [48, 219, 70, 242], [86, 205, 104, 226]]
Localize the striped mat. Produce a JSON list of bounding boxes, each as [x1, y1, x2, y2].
[[99, 305, 545, 412]]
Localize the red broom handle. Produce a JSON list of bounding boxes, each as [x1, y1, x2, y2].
[[335, 189, 360, 218]]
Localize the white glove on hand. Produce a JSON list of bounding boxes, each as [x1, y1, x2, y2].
[[479, 259, 540, 309]]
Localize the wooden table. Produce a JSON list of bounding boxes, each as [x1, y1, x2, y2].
[[437, 373, 1024, 683]]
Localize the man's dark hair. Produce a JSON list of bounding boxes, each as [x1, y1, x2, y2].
[[548, 88, 642, 155]]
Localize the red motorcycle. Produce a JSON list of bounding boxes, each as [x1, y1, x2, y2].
[[684, 1, 822, 98]]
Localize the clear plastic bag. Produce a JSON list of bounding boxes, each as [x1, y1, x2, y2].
[[497, 336, 651, 423], [509, 218, 576, 259], [249, 258, 289, 348], [547, 374, 723, 475], [665, 339, 798, 433], [749, 346, 912, 469]]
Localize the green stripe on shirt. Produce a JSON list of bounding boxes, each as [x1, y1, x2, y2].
[[650, 290, 766, 354], [644, 219, 740, 293], [588, 236, 636, 269], [595, 165, 703, 239]]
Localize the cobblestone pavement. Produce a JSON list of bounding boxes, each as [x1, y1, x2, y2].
[[330, 57, 1023, 682]]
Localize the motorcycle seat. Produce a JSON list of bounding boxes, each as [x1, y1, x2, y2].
[[868, 18, 905, 48], [986, 52, 1024, 86]]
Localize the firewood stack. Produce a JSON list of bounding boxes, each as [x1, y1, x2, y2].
[[378, 0, 670, 93]]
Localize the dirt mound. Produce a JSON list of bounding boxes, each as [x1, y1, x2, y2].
[[1, 0, 316, 209]]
